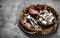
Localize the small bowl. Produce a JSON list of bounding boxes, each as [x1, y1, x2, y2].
[[18, 4, 58, 35]]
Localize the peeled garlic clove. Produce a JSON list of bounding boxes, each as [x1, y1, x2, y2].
[[39, 18, 43, 21], [49, 13, 53, 16], [26, 15, 31, 19], [42, 14, 46, 19], [48, 16, 55, 24], [42, 20, 47, 25], [43, 10, 48, 13]]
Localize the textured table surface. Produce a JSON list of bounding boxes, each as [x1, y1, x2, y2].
[[0, 0, 60, 38]]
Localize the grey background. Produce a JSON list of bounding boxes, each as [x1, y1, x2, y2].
[[0, 0, 60, 38]]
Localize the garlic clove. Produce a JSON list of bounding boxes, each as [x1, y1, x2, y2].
[[42, 20, 47, 25], [26, 15, 31, 19], [39, 18, 43, 21]]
